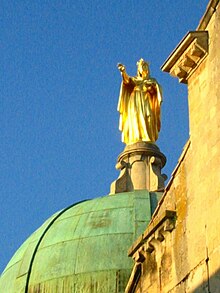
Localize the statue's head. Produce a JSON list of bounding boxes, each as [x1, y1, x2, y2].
[[137, 58, 150, 77]]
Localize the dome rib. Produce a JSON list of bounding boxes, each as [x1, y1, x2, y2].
[[24, 200, 89, 293]]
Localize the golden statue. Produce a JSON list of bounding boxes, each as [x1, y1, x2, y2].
[[117, 59, 162, 145]]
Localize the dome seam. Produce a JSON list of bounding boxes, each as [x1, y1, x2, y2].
[[24, 199, 89, 293]]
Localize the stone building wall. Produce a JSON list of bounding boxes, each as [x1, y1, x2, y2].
[[186, 2, 220, 291], [126, 1, 220, 292]]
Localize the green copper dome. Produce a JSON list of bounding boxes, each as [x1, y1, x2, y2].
[[0, 191, 161, 292]]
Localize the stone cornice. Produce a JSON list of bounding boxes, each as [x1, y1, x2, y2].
[[161, 31, 208, 83], [128, 210, 176, 257], [126, 210, 176, 292]]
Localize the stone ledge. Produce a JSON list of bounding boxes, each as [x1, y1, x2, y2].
[[128, 210, 176, 257], [161, 31, 208, 83]]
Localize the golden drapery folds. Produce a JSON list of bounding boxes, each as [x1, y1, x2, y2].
[[117, 59, 162, 145]]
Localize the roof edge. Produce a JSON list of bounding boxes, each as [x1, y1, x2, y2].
[[197, 0, 220, 30]]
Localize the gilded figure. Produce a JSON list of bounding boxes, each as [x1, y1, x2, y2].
[[117, 59, 162, 144]]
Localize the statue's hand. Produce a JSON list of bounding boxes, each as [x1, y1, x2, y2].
[[117, 63, 126, 73]]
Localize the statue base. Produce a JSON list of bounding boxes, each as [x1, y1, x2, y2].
[[110, 142, 167, 194]]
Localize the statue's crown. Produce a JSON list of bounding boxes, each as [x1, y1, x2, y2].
[[136, 58, 149, 68]]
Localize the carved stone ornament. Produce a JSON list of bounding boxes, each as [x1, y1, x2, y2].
[[110, 142, 167, 194], [125, 210, 176, 293], [161, 31, 208, 83], [128, 210, 176, 258]]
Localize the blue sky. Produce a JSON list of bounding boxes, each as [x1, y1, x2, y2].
[[1, 1, 209, 273]]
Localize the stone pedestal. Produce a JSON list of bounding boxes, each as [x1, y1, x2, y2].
[[110, 142, 167, 194]]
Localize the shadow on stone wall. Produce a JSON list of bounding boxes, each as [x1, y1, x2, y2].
[[189, 267, 220, 293]]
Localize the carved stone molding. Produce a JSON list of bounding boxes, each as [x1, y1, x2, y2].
[[110, 142, 167, 194], [161, 31, 208, 83], [126, 210, 176, 293], [125, 263, 142, 293], [128, 210, 176, 258]]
